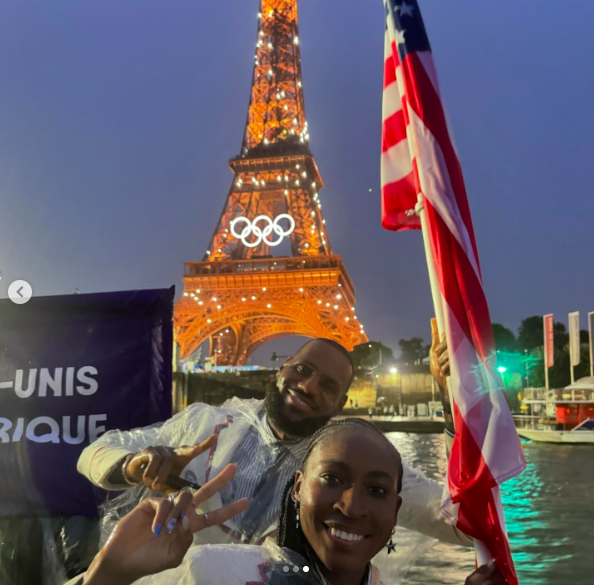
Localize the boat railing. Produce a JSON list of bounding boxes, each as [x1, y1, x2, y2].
[[572, 418, 594, 432], [523, 386, 594, 403], [513, 414, 558, 431]]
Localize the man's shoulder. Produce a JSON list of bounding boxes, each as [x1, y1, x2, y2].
[[159, 399, 263, 446], [177, 397, 264, 421]]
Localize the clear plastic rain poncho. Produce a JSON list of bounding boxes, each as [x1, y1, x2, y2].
[[88, 397, 437, 585], [125, 540, 396, 585], [131, 540, 326, 585], [4, 395, 443, 584], [93, 397, 308, 549]]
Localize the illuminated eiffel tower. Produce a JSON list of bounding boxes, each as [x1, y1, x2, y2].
[[175, 0, 368, 365]]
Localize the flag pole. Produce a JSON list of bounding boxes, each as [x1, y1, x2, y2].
[[589, 312, 594, 378], [415, 193, 497, 567]]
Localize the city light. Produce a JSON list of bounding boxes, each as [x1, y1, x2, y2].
[[390, 367, 398, 374], [174, 4, 369, 363]]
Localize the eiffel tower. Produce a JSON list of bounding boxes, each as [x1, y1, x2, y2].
[[175, 0, 368, 365]]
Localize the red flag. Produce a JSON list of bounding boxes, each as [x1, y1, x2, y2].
[[381, 2, 526, 584], [544, 314, 555, 369]]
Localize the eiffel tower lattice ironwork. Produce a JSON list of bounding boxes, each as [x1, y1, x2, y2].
[[175, 0, 368, 365]]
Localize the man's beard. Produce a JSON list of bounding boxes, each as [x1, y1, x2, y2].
[[264, 382, 332, 440]]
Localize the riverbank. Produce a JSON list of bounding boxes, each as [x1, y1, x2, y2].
[[340, 413, 445, 433]]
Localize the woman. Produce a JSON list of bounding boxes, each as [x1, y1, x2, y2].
[[72, 419, 506, 585]]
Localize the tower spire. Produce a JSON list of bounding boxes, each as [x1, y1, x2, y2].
[[242, 0, 309, 155]]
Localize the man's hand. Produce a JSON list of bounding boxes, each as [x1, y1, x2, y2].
[[84, 464, 250, 585], [125, 435, 217, 493], [465, 561, 509, 585], [429, 318, 450, 389]]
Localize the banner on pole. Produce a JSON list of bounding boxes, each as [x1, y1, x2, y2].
[[0, 288, 174, 517], [543, 314, 555, 369], [588, 312, 594, 376], [568, 311, 581, 367]]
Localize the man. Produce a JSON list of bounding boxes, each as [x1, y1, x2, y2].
[[78, 338, 471, 547]]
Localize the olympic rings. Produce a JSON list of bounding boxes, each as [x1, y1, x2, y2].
[[230, 214, 295, 248]]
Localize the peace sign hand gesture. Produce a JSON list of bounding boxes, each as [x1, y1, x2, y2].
[[83, 464, 249, 585]]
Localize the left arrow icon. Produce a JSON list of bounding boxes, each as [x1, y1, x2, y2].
[[8, 280, 33, 304]]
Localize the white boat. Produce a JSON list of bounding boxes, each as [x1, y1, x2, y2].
[[517, 419, 594, 443], [515, 377, 594, 444]]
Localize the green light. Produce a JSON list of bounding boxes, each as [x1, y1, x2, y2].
[[497, 366, 507, 374]]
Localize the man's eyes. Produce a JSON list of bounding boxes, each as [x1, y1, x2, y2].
[[295, 365, 338, 394]]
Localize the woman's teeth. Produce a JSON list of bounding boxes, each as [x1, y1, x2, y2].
[[329, 527, 364, 543]]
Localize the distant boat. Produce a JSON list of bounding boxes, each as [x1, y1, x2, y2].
[[515, 377, 594, 444]]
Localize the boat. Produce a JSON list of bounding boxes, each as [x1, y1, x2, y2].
[[514, 377, 594, 444]]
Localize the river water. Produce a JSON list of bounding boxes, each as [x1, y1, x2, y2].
[[373, 433, 593, 585]]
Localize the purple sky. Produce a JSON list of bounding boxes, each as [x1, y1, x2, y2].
[[1, 0, 593, 364]]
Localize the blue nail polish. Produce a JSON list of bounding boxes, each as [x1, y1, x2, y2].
[[180, 512, 186, 520], [166, 519, 176, 534], [154, 524, 162, 537]]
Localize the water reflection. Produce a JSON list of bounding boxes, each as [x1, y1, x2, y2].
[[374, 433, 592, 585], [501, 440, 591, 585]]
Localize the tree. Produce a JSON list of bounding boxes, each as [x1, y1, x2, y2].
[[398, 337, 425, 365], [351, 341, 394, 372], [553, 322, 569, 351], [492, 323, 517, 351], [527, 343, 591, 388], [518, 316, 568, 351], [517, 316, 543, 350]]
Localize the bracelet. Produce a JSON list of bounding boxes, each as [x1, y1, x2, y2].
[[121, 454, 139, 486]]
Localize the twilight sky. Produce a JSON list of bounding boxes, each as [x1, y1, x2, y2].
[[0, 0, 592, 363]]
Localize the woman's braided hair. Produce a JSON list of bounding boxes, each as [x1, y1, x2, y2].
[[276, 418, 403, 558]]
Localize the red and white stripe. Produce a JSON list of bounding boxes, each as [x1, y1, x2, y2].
[[381, 3, 526, 584], [381, 29, 419, 231]]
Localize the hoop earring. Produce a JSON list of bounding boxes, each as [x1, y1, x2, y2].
[[385, 528, 397, 554], [294, 500, 300, 530]]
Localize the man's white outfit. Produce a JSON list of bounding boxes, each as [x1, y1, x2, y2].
[[78, 398, 472, 547]]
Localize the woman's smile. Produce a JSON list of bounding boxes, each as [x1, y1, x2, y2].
[[324, 523, 369, 546]]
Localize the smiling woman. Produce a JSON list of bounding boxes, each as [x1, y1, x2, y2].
[[276, 418, 404, 585], [70, 419, 506, 585]]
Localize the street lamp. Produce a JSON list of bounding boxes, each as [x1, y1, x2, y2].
[[389, 367, 402, 414]]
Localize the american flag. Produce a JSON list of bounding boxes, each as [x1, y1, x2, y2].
[[381, 1, 526, 584]]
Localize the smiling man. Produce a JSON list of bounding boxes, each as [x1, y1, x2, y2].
[[78, 338, 471, 548], [265, 339, 353, 440]]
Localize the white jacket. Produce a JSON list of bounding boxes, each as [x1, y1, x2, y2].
[[77, 398, 472, 547], [66, 541, 395, 585], [132, 542, 395, 585]]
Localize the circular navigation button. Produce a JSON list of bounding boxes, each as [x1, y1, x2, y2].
[[8, 280, 32, 305]]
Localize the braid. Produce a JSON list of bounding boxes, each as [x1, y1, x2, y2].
[[276, 475, 309, 555], [276, 418, 403, 551]]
